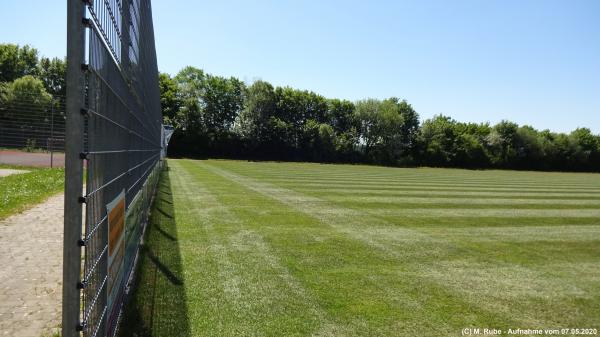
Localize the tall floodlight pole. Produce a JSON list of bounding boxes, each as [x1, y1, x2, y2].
[[63, 0, 86, 336]]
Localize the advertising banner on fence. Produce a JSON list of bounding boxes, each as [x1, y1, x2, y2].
[[106, 190, 126, 337]]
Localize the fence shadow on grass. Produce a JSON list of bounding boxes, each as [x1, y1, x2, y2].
[[119, 165, 191, 337]]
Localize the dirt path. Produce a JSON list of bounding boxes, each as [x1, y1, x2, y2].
[[0, 193, 63, 337]]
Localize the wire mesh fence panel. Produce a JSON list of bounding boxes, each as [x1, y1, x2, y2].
[[0, 94, 66, 154], [63, 0, 163, 336]]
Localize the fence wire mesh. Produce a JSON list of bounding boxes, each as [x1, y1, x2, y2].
[[0, 93, 66, 156], [65, 0, 163, 336]]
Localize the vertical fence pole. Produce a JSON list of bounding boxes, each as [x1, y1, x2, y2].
[[63, 0, 86, 336]]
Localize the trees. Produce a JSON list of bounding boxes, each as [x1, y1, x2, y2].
[[273, 87, 328, 154], [419, 115, 458, 166], [418, 116, 489, 168], [158, 72, 186, 134], [2, 40, 599, 171], [237, 80, 277, 148], [326, 99, 359, 160], [1, 75, 52, 114], [148, 65, 599, 172], [354, 98, 419, 164], [174, 66, 205, 134], [0, 76, 53, 146], [569, 128, 599, 171], [172, 67, 245, 136], [37, 57, 66, 98], [0, 46, 55, 149], [486, 120, 519, 167], [203, 75, 245, 134], [513, 126, 544, 169], [0, 44, 39, 83], [354, 98, 382, 157], [168, 67, 246, 156], [326, 99, 356, 135], [388, 98, 420, 163]]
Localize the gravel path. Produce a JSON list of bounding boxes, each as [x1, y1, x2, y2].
[[0, 193, 63, 337]]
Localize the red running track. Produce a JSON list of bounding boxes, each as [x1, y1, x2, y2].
[[0, 150, 65, 168]]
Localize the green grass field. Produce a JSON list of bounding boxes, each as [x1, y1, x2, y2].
[[0, 164, 64, 220], [122, 159, 600, 337]]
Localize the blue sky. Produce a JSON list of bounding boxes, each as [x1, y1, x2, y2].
[[1, 0, 599, 133]]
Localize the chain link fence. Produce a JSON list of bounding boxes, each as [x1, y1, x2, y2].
[[63, 0, 164, 336]]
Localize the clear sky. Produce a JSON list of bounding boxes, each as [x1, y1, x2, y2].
[[1, 0, 599, 133]]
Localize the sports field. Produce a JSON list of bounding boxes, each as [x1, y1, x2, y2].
[[122, 159, 600, 337]]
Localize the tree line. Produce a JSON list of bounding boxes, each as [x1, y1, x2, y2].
[[161, 66, 600, 172], [0, 43, 66, 118], [0, 44, 66, 150], [0, 44, 66, 99], [1, 44, 598, 172]]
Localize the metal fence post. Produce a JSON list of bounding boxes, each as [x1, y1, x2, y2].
[[62, 0, 86, 336]]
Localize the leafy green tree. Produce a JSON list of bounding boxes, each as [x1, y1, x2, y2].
[[203, 75, 245, 134], [0, 75, 52, 113], [419, 115, 457, 165], [0, 44, 39, 82], [37, 57, 66, 98], [326, 99, 356, 134], [486, 120, 519, 167], [419, 116, 490, 167], [325, 99, 358, 160], [274, 87, 328, 151], [318, 123, 335, 156], [301, 120, 335, 161], [158, 72, 183, 128], [374, 98, 409, 164], [354, 98, 381, 156], [174, 66, 206, 133], [514, 126, 544, 168], [0, 75, 53, 144], [237, 80, 277, 146], [569, 128, 599, 170], [390, 98, 420, 159], [355, 98, 419, 164], [454, 132, 489, 167]]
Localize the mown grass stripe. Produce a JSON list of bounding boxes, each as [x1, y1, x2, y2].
[[225, 163, 600, 185], [281, 185, 600, 195], [320, 195, 600, 205], [360, 208, 600, 218], [417, 225, 600, 242], [262, 177, 600, 190], [306, 189, 600, 199], [271, 182, 600, 193]]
